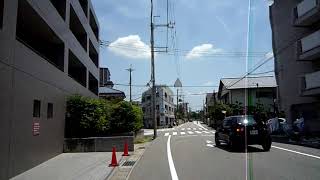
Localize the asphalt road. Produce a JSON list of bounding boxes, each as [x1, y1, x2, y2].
[[129, 121, 320, 180]]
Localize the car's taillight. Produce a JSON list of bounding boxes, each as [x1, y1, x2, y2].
[[236, 127, 244, 132]]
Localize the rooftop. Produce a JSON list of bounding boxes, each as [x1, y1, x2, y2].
[[220, 76, 277, 90]]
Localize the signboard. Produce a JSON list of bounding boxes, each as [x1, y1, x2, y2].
[[33, 122, 40, 136]]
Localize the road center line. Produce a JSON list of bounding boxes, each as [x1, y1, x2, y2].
[[167, 135, 179, 180], [272, 146, 320, 160]]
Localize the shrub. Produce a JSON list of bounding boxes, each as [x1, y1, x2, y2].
[[65, 95, 144, 137], [65, 95, 111, 138]]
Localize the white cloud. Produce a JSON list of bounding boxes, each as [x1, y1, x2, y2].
[[265, 51, 274, 59], [108, 35, 151, 59], [186, 44, 223, 60], [203, 81, 213, 86]]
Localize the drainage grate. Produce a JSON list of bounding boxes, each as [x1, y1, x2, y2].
[[122, 161, 136, 166], [138, 147, 145, 149]]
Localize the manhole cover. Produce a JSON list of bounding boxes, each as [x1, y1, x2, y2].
[[122, 161, 136, 166]]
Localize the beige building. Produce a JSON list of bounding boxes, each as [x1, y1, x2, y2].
[[270, 0, 320, 133], [141, 85, 176, 128], [217, 76, 277, 112]]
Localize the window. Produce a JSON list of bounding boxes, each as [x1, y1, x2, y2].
[[89, 10, 99, 40], [49, 0, 66, 20], [89, 72, 98, 95], [33, 100, 41, 118], [156, 105, 159, 110], [47, 103, 53, 119], [68, 50, 87, 87], [89, 40, 98, 67], [16, 0, 65, 71], [79, 0, 88, 17], [256, 91, 274, 98], [165, 105, 168, 110], [70, 5, 87, 51], [0, 0, 3, 29]]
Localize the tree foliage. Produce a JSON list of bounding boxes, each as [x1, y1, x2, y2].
[[65, 95, 143, 138]]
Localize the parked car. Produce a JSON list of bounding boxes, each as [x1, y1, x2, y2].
[[215, 115, 272, 151]]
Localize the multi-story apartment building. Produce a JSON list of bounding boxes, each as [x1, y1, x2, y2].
[[141, 85, 176, 128], [0, 0, 99, 178], [270, 0, 320, 133]]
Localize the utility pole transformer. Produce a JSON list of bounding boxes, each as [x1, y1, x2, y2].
[[126, 64, 135, 102]]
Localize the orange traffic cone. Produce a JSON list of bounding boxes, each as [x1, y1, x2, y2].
[[122, 140, 130, 156], [109, 147, 118, 167]]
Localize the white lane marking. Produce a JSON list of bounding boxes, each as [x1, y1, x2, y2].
[[180, 132, 186, 135], [167, 135, 179, 180], [193, 128, 197, 130], [198, 128, 203, 130], [195, 122, 208, 131], [187, 131, 194, 134], [164, 133, 169, 136], [181, 128, 185, 131], [172, 132, 177, 136], [206, 144, 214, 148], [195, 131, 202, 134], [206, 140, 213, 144], [272, 146, 320, 160], [203, 131, 210, 134], [210, 131, 216, 134], [187, 128, 191, 130]]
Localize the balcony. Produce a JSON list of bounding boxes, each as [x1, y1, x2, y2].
[[298, 29, 320, 60], [294, 0, 320, 26], [302, 71, 320, 96]]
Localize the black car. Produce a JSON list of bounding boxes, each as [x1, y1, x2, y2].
[[215, 115, 272, 151]]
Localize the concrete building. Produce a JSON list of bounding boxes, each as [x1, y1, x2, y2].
[[0, 0, 100, 178], [270, 0, 320, 133], [99, 67, 125, 100], [217, 76, 277, 112], [141, 85, 176, 128], [100, 67, 113, 87]]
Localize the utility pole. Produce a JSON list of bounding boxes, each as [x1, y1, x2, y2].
[[150, 0, 157, 139], [150, 0, 174, 139], [126, 64, 135, 102]]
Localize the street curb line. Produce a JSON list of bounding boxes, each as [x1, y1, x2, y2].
[[125, 141, 154, 180], [106, 155, 126, 180]]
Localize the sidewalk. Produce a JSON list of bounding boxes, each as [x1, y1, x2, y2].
[[272, 135, 320, 149], [11, 152, 123, 180]]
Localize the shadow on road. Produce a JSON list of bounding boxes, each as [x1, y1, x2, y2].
[[215, 144, 265, 153]]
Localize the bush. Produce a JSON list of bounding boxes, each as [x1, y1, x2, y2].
[[65, 95, 144, 138], [109, 101, 144, 133], [65, 95, 111, 138]]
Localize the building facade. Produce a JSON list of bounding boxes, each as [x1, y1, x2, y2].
[[141, 86, 176, 128], [217, 76, 277, 113], [0, 0, 99, 178], [99, 67, 125, 100], [270, 0, 320, 133]]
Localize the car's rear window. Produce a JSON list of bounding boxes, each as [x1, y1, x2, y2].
[[237, 116, 256, 125]]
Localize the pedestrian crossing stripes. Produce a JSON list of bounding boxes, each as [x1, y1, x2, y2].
[[187, 128, 191, 130], [164, 130, 215, 137], [181, 128, 185, 131]]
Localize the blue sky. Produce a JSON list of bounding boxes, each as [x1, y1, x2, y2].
[[92, 0, 274, 110]]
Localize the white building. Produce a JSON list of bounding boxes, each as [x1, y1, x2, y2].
[[141, 85, 176, 128]]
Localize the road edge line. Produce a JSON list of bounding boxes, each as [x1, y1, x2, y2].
[[272, 145, 320, 160], [167, 135, 179, 180]]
